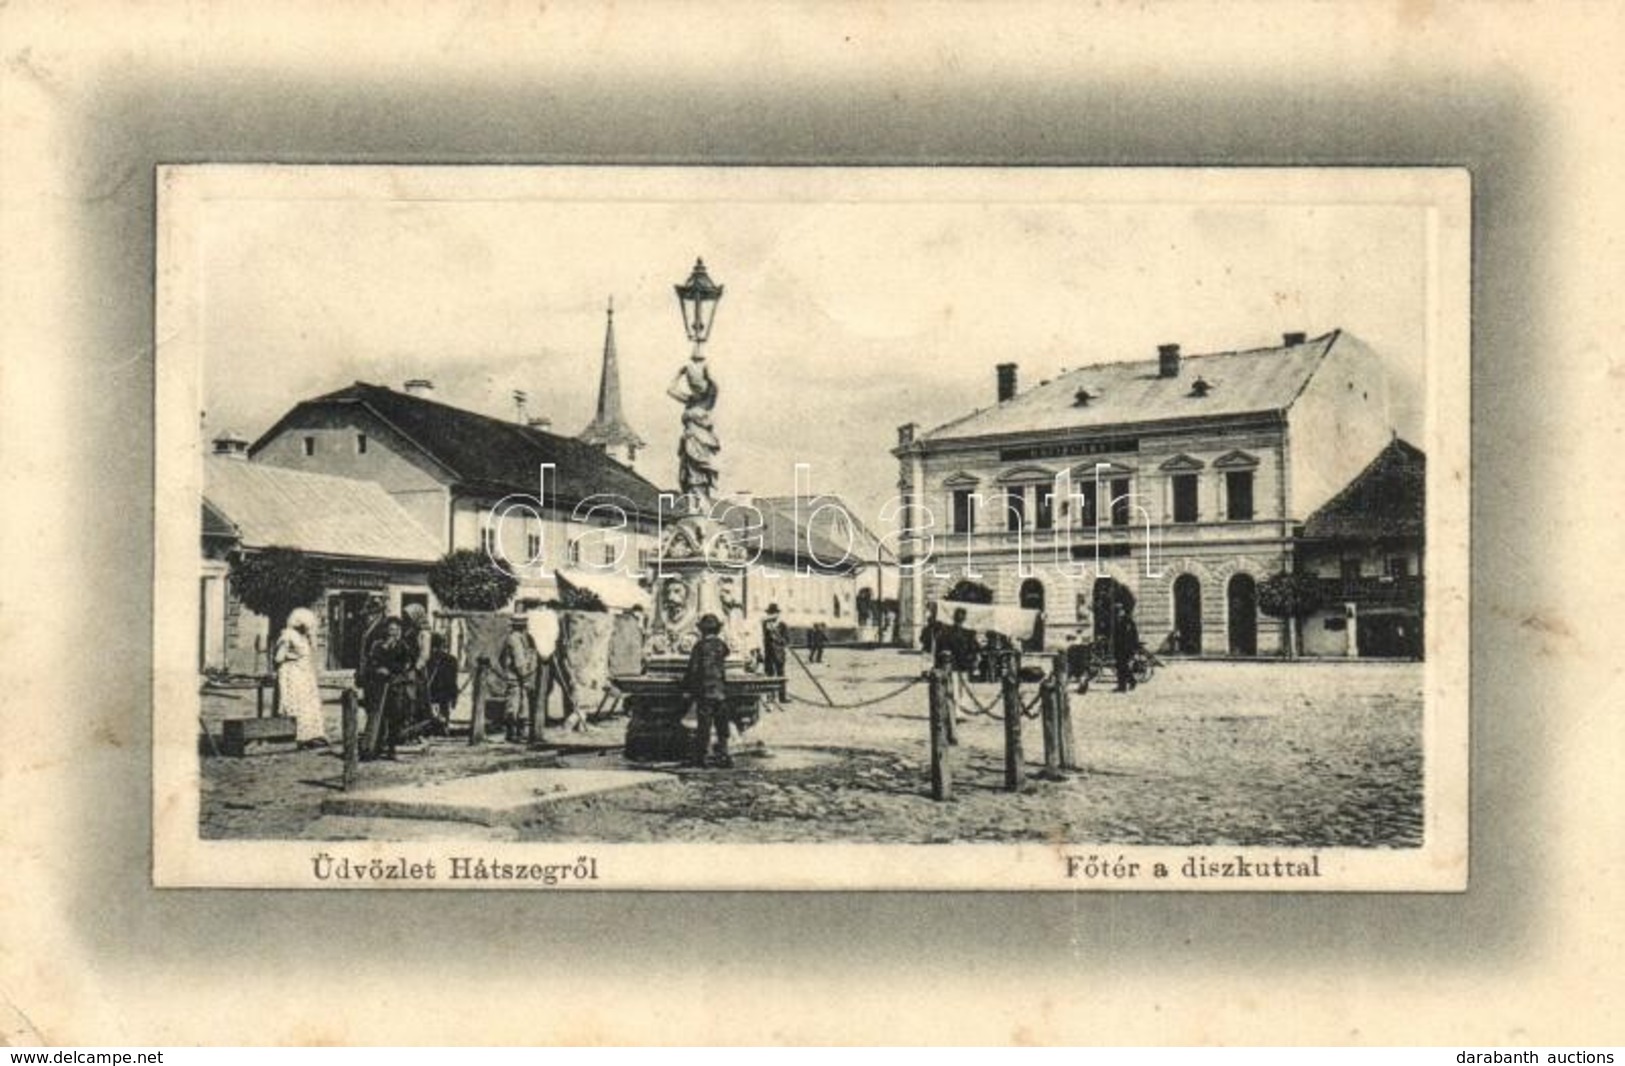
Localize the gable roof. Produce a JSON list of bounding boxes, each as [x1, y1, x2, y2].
[[250, 382, 667, 515], [1302, 438, 1426, 540], [203, 457, 443, 563], [918, 331, 1343, 444], [710, 494, 885, 571]]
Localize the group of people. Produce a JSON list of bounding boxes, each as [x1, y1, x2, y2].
[[919, 606, 1021, 682], [354, 601, 459, 760], [269, 598, 460, 758], [921, 601, 1146, 694]]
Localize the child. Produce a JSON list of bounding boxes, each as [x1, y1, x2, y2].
[[684, 613, 732, 768], [425, 632, 459, 736]]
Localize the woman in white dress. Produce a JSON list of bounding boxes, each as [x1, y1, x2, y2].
[[275, 607, 327, 746]]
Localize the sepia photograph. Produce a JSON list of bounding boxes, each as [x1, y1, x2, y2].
[[154, 165, 1468, 890], [5, 0, 1622, 1048]]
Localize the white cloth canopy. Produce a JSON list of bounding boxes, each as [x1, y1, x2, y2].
[[555, 567, 652, 612], [939, 602, 1040, 639]]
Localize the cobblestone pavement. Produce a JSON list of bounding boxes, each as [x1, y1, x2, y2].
[[199, 649, 1424, 846]]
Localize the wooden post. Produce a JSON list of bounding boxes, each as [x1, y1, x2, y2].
[[341, 688, 359, 791], [468, 656, 489, 745], [935, 650, 958, 746], [927, 666, 953, 801], [1001, 652, 1025, 792], [1057, 650, 1078, 772], [1040, 656, 1061, 781], [255, 676, 267, 719]]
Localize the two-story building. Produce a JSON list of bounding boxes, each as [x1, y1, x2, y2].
[[248, 379, 670, 605], [892, 329, 1399, 656]]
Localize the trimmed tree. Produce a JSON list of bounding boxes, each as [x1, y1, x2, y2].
[[428, 549, 519, 612], [1257, 569, 1326, 659], [229, 546, 326, 673], [944, 579, 994, 604]]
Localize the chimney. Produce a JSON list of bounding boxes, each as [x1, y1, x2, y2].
[[1283, 331, 1307, 347], [403, 378, 434, 397], [996, 362, 1018, 403], [896, 422, 917, 448], [211, 431, 250, 460], [527, 416, 553, 433], [1157, 344, 1181, 378]]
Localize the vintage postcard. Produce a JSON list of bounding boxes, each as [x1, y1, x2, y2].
[[153, 164, 1469, 891]]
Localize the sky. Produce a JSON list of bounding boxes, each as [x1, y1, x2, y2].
[[195, 168, 1432, 527]]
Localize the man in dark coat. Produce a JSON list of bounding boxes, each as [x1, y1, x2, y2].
[[761, 603, 789, 701], [807, 621, 828, 664], [685, 613, 732, 768], [1113, 607, 1141, 693], [947, 607, 980, 678], [361, 618, 415, 759]]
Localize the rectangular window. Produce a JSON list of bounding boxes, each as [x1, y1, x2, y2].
[[1324, 616, 1347, 632], [1172, 474, 1198, 523], [1386, 556, 1409, 579], [1340, 557, 1361, 588], [568, 538, 583, 565], [302, 436, 316, 457], [602, 542, 617, 566], [1035, 489, 1054, 531], [1110, 477, 1131, 527], [1004, 487, 1025, 533], [1076, 483, 1097, 527], [481, 527, 497, 557], [356, 433, 368, 454], [1225, 470, 1255, 521], [951, 489, 975, 534], [527, 533, 542, 564]]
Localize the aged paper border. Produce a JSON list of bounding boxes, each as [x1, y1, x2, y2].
[[3, 0, 1621, 1046], [153, 163, 1470, 893]]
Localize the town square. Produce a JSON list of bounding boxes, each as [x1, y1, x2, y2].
[[159, 165, 1459, 885]]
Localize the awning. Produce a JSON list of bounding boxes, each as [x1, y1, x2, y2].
[[555, 567, 652, 612], [937, 602, 1039, 640]]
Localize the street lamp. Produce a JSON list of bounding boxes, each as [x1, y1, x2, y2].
[[674, 257, 724, 344]]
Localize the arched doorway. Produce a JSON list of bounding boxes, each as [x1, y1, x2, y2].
[[1019, 578, 1045, 650], [1173, 574, 1202, 654], [1227, 573, 1258, 656]]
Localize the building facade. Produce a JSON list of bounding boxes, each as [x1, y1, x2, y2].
[[893, 330, 1399, 656], [202, 444, 443, 675], [248, 380, 669, 603], [1297, 438, 1425, 659]]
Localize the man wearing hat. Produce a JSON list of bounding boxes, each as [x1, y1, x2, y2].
[[761, 603, 789, 703], [684, 613, 732, 768], [498, 612, 540, 743]]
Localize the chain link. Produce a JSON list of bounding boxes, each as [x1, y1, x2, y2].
[[783, 675, 926, 710]]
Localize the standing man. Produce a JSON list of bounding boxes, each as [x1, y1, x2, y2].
[[1113, 606, 1141, 693], [498, 613, 539, 743], [807, 621, 828, 664], [761, 603, 789, 703], [685, 613, 732, 768], [361, 618, 413, 760], [400, 603, 435, 738], [352, 595, 390, 753]]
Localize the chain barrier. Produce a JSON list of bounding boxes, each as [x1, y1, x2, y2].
[[943, 673, 1053, 720], [955, 679, 1004, 718], [782, 674, 926, 711]]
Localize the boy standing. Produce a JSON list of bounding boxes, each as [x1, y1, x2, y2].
[[685, 613, 732, 769]]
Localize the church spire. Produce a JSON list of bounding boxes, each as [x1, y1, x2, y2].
[[578, 297, 646, 466]]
